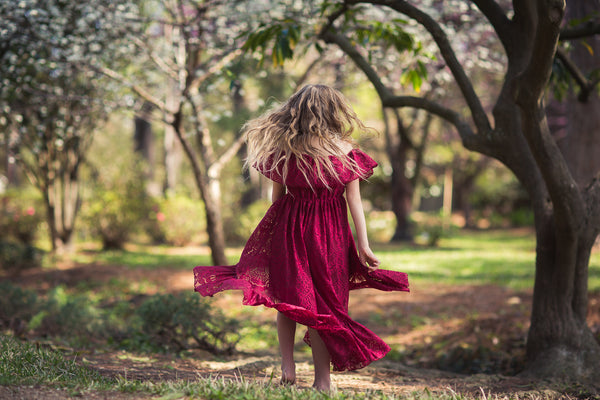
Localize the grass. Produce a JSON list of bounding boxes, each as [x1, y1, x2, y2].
[[375, 229, 600, 291], [5, 228, 600, 399], [59, 228, 600, 292], [0, 335, 499, 400]]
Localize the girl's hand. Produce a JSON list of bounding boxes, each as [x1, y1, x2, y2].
[[359, 247, 380, 272]]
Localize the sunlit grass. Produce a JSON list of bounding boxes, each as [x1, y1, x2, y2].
[[374, 229, 600, 291], [61, 229, 600, 292]]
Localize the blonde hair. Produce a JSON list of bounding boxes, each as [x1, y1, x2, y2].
[[244, 84, 374, 189]]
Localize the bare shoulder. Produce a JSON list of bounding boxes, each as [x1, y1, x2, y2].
[[338, 140, 355, 154]]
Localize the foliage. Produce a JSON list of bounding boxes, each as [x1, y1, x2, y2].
[[411, 212, 456, 247], [0, 282, 39, 336], [243, 20, 301, 67], [83, 180, 150, 250], [147, 194, 206, 246], [30, 286, 105, 343], [0, 190, 44, 245], [0, 241, 44, 275], [132, 292, 240, 355], [0, 0, 141, 250], [224, 199, 271, 243]]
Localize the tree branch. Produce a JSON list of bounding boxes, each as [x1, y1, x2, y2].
[[350, 0, 492, 136], [320, 28, 486, 154], [319, 30, 390, 100], [187, 49, 243, 95], [91, 64, 173, 114], [470, 0, 513, 50], [515, 0, 585, 230], [132, 36, 180, 82], [383, 95, 487, 152], [560, 21, 600, 40], [555, 47, 599, 102], [209, 134, 246, 177]]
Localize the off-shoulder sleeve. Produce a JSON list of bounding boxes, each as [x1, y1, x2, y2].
[[342, 149, 378, 183], [253, 158, 284, 184]]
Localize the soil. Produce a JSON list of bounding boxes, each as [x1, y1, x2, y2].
[[4, 253, 600, 399]]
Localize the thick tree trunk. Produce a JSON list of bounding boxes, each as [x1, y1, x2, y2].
[[525, 212, 600, 380], [522, 0, 600, 381]]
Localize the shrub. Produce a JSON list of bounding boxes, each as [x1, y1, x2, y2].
[[83, 181, 150, 250], [132, 292, 240, 354], [148, 195, 206, 246], [0, 190, 44, 245], [0, 241, 44, 274], [0, 281, 39, 336], [224, 199, 271, 243], [412, 211, 456, 247], [31, 286, 104, 343]]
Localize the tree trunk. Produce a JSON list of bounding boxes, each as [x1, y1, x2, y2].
[[383, 108, 413, 242], [164, 89, 182, 194], [134, 101, 160, 196], [204, 175, 228, 265], [521, 0, 600, 381], [172, 110, 228, 266]]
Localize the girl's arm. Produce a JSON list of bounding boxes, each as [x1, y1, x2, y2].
[[346, 178, 380, 270], [272, 181, 286, 202]]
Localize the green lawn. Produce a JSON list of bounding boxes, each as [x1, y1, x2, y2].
[[375, 229, 600, 291], [67, 229, 600, 292]]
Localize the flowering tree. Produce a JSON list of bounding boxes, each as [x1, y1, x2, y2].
[[0, 0, 139, 252]]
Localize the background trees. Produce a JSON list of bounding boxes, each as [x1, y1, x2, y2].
[[0, 0, 139, 252]]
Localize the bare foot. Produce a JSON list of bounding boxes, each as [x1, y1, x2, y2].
[[280, 367, 296, 386], [311, 380, 331, 391]]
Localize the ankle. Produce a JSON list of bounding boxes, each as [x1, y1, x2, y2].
[[312, 379, 331, 391]]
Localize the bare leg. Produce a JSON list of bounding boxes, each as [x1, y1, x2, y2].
[[308, 328, 331, 391], [277, 312, 296, 384]]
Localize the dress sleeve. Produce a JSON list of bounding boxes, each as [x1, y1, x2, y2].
[[342, 149, 378, 183], [253, 157, 284, 184]]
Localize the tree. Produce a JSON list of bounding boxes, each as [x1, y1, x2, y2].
[[96, 0, 261, 265], [250, 0, 600, 382], [320, 0, 600, 381], [0, 0, 139, 252]]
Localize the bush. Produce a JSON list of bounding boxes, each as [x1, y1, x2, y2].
[[412, 211, 456, 247], [0, 241, 44, 274], [0, 190, 44, 245], [131, 292, 240, 354], [148, 195, 206, 246], [30, 286, 104, 343], [83, 181, 150, 250], [224, 199, 270, 243], [0, 281, 39, 336]]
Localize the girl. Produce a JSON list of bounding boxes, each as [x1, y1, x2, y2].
[[194, 84, 409, 391]]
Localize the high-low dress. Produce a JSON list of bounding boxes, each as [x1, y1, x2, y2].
[[194, 149, 409, 371]]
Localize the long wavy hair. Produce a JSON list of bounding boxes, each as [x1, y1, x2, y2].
[[244, 84, 374, 189]]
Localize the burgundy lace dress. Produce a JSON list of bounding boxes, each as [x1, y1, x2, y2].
[[194, 149, 409, 371]]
